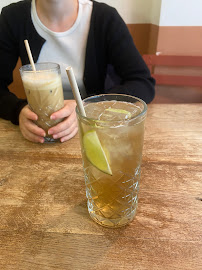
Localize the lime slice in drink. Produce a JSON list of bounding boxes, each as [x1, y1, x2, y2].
[[105, 108, 131, 119], [83, 130, 112, 175]]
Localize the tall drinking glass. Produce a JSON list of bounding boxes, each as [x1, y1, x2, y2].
[[20, 62, 64, 142], [76, 94, 147, 228]]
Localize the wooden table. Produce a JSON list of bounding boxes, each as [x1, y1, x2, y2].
[[0, 104, 202, 270]]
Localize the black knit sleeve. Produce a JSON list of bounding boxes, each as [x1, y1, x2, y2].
[[104, 6, 155, 103], [0, 5, 28, 125]]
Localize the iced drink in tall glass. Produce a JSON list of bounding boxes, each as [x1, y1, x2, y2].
[[76, 94, 147, 227], [20, 62, 64, 142]]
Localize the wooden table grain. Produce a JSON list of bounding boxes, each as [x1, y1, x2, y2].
[[0, 104, 202, 270]]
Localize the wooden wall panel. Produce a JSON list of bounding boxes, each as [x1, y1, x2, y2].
[[127, 24, 159, 55], [9, 58, 26, 99], [157, 26, 202, 56]]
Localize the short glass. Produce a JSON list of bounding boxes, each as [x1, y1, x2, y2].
[[20, 62, 64, 142], [76, 94, 147, 228]]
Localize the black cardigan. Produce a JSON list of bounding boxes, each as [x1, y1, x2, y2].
[[0, 0, 155, 125]]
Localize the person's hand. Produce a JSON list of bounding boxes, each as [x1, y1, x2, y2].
[[48, 100, 78, 143], [19, 105, 46, 143]]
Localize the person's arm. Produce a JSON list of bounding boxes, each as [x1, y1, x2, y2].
[[105, 7, 155, 103], [0, 5, 49, 144], [0, 6, 27, 125]]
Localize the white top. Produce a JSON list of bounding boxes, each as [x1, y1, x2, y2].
[[31, 0, 93, 99]]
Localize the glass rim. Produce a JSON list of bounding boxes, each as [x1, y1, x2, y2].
[[19, 62, 60, 73], [76, 93, 147, 124]]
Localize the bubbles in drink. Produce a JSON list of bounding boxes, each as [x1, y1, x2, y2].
[[85, 100, 142, 122]]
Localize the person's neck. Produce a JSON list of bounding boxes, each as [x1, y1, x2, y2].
[[35, 0, 79, 32]]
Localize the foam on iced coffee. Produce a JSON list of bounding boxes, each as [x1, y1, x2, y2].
[[22, 71, 61, 90]]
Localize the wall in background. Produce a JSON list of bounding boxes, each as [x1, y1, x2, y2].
[[97, 0, 202, 56], [0, 0, 19, 11], [0, 0, 160, 24], [96, 0, 162, 55], [159, 0, 202, 26], [0, 0, 161, 55], [157, 0, 202, 55], [1, 0, 201, 56], [154, 0, 202, 103], [96, 0, 161, 25]]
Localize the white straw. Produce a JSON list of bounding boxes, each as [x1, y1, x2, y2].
[[66, 66, 86, 117], [24, 40, 36, 72]]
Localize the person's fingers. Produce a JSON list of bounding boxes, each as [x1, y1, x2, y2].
[[51, 100, 76, 120], [21, 127, 45, 143], [23, 119, 46, 137], [19, 105, 46, 143], [53, 120, 78, 141], [21, 105, 38, 121], [48, 109, 77, 136], [20, 100, 77, 143], [60, 125, 78, 143], [20, 120, 46, 143]]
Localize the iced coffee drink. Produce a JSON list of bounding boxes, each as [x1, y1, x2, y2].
[[20, 63, 64, 142]]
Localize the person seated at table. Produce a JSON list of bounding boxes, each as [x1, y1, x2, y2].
[[0, 0, 155, 143]]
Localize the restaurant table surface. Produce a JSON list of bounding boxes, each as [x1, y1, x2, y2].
[[0, 104, 202, 270]]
